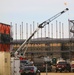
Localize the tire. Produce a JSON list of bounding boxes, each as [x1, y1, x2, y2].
[[60, 70, 62, 73], [56, 69, 57, 72], [72, 69, 74, 72]]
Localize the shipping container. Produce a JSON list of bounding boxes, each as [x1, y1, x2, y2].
[[0, 34, 6, 43], [0, 23, 5, 34], [0, 33, 11, 43], [6, 25, 10, 34], [0, 44, 4, 51], [0, 23, 11, 43], [0, 44, 10, 52], [6, 44, 10, 51], [0, 23, 10, 34], [0, 52, 10, 75]]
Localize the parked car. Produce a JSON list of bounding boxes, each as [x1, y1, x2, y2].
[[20, 66, 38, 75], [35, 63, 45, 72], [20, 60, 39, 75], [55, 61, 71, 72], [70, 61, 74, 72], [34, 61, 52, 72]]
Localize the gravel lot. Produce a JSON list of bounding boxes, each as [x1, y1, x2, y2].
[[40, 73, 74, 75]]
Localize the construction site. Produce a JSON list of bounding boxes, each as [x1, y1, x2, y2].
[[0, 8, 74, 75]]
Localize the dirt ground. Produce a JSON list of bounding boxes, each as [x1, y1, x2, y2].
[[40, 73, 74, 75]]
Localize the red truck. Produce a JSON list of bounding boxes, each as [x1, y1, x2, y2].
[[70, 61, 74, 72], [56, 61, 71, 72]]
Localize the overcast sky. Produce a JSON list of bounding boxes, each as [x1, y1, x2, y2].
[[0, 0, 74, 39]]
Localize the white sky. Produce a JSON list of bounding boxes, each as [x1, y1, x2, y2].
[[0, 0, 74, 39]]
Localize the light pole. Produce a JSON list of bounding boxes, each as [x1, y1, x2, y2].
[[44, 56, 50, 75]]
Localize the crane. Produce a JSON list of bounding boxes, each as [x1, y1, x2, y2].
[[14, 8, 69, 58]]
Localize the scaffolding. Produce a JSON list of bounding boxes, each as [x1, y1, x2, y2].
[[69, 20, 74, 60], [69, 20, 74, 38]]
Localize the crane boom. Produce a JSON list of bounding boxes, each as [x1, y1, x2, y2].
[[38, 8, 68, 28], [15, 8, 69, 57]]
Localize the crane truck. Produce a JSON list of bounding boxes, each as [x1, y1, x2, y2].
[[11, 8, 69, 75]]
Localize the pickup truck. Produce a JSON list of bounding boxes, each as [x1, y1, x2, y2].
[[70, 61, 74, 72], [20, 60, 39, 75], [55, 61, 71, 72]]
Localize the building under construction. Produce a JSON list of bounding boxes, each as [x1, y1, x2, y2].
[[11, 20, 74, 60], [0, 8, 74, 75]]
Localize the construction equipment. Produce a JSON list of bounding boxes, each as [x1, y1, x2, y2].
[[14, 8, 69, 57], [11, 8, 69, 75]]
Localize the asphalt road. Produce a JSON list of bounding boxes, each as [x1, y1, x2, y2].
[[40, 73, 74, 75]]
